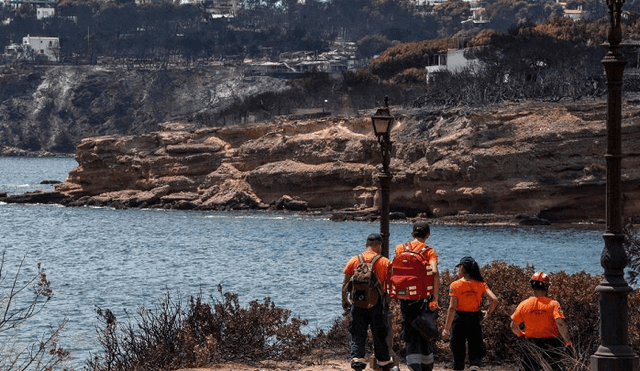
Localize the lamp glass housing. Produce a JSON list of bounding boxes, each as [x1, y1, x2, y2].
[[372, 108, 393, 136]]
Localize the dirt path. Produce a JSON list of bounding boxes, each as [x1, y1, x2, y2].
[[177, 360, 514, 370]]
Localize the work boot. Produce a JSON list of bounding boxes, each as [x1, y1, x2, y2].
[[351, 359, 366, 371]]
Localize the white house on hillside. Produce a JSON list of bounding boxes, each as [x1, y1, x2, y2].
[[22, 35, 59, 62], [425, 49, 481, 83], [563, 8, 588, 20], [36, 7, 55, 20]]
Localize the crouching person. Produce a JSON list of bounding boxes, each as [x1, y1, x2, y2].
[[510, 271, 573, 371], [342, 233, 394, 371]]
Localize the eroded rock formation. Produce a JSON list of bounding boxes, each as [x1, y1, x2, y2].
[[8, 99, 640, 224]]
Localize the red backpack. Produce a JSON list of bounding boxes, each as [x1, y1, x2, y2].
[[389, 243, 435, 300]]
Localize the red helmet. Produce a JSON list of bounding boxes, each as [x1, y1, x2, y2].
[[530, 271, 550, 289], [531, 271, 550, 283]]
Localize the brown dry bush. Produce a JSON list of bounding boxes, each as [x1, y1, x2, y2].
[[390, 68, 428, 87], [87, 264, 640, 370], [87, 285, 312, 371]]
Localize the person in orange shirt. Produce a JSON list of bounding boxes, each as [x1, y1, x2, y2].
[[342, 233, 394, 371], [394, 222, 439, 371], [510, 271, 572, 371], [442, 256, 499, 371]]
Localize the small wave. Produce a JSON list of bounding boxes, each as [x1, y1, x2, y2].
[[232, 214, 287, 220], [87, 205, 108, 210]]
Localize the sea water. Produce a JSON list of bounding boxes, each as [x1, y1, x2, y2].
[[0, 157, 605, 368]]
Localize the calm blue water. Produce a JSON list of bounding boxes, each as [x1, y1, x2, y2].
[[0, 157, 605, 368]]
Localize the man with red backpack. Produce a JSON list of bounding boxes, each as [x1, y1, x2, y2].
[[390, 222, 439, 371], [342, 233, 395, 371]]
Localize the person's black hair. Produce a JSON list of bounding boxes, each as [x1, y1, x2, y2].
[[457, 256, 484, 282], [464, 262, 485, 282]]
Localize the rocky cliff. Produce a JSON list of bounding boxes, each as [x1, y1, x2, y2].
[[9, 98, 638, 225]]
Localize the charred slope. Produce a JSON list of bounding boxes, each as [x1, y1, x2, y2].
[[0, 65, 288, 153]]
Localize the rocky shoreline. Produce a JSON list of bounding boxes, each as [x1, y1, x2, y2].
[[2, 99, 639, 226], [0, 145, 73, 157], [0, 188, 604, 229]]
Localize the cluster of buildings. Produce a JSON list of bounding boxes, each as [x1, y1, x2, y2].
[[243, 37, 359, 78], [2, 0, 242, 63], [0, 0, 591, 67], [137, 0, 239, 18]]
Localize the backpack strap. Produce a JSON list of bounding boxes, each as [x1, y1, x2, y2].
[[370, 254, 381, 264], [369, 254, 384, 295], [404, 242, 431, 257]]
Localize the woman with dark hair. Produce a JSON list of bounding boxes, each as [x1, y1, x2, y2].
[[442, 256, 499, 371]]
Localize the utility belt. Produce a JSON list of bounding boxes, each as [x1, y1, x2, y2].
[[400, 294, 434, 308]]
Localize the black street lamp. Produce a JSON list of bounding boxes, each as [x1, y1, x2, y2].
[[372, 97, 399, 371], [591, 0, 639, 368], [371, 97, 394, 259]]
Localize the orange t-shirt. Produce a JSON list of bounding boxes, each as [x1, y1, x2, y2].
[[393, 241, 438, 267], [511, 296, 566, 338], [344, 250, 390, 290], [449, 279, 489, 312]]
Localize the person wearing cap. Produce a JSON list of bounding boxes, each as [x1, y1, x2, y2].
[[510, 271, 572, 371], [342, 233, 394, 371], [442, 256, 499, 371], [394, 221, 439, 371]]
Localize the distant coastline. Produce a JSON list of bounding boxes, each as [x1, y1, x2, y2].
[[0, 147, 74, 158]]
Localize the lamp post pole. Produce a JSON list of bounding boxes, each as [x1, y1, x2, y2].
[[371, 97, 394, 258], [591, 0, 639, 369], [378, 126, 392, 258], [371, 97, 398, 371]]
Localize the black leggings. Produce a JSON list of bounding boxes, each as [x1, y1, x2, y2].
[[449, 311, 486, 370]]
